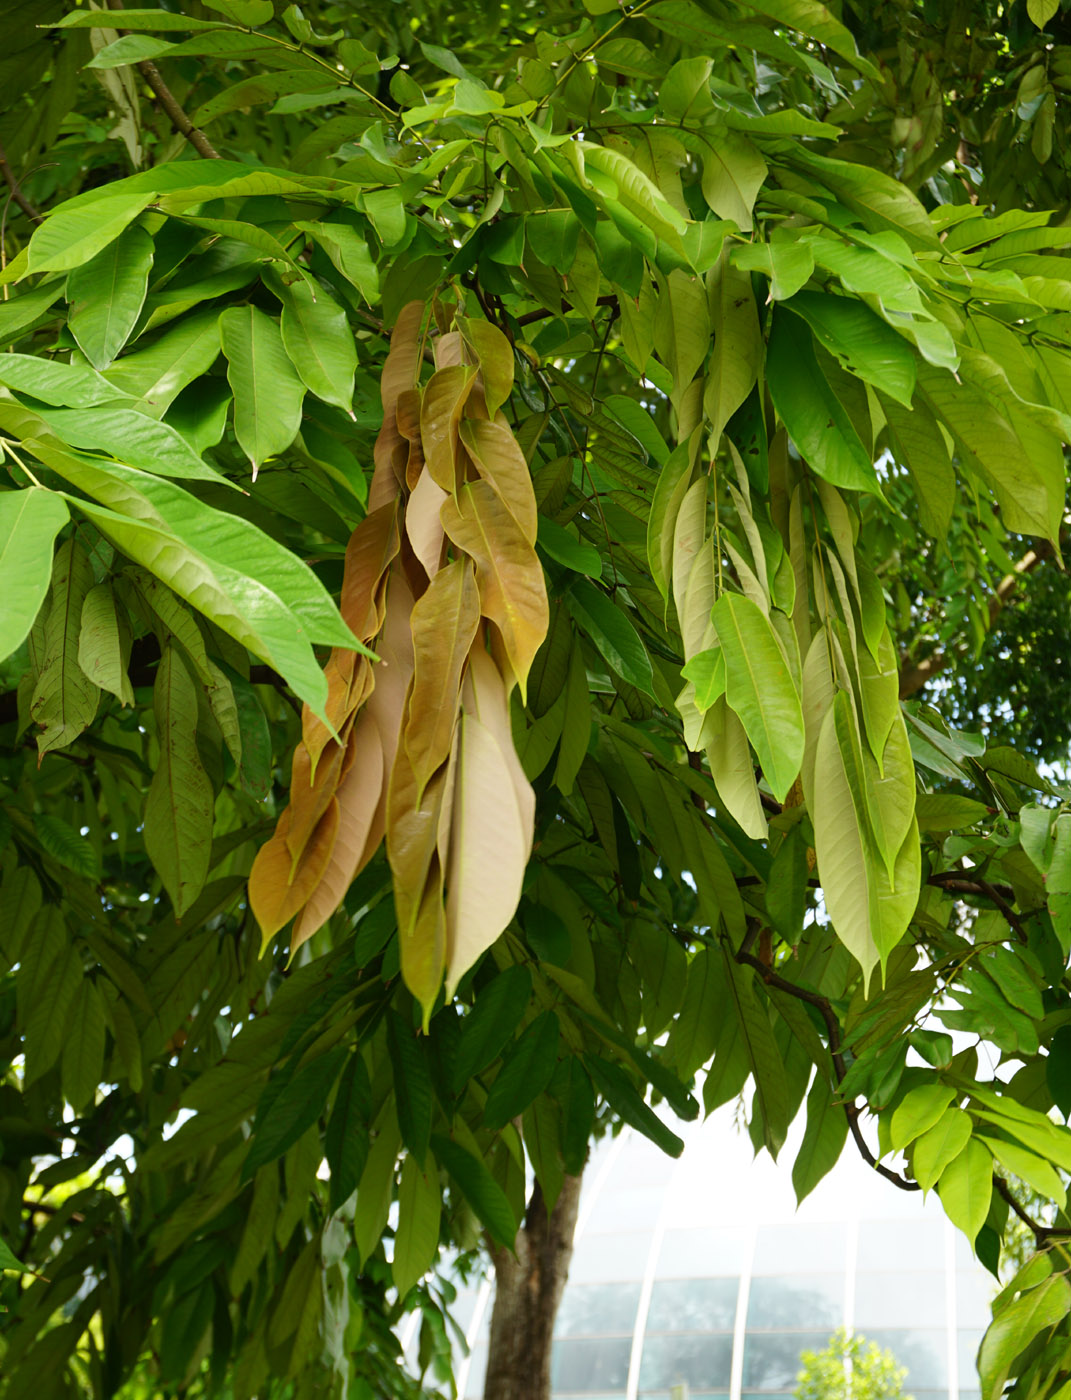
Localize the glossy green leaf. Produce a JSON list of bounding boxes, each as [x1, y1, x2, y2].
[[0, 353, 133, 408], [67, 223, 154, 370], [0, 488, 69, 664], [732, 240, 814, 300], [244, 1047, 347, 1179], [34, 404, 222, 482], [566, 580, 655, 697], [77, 582, 133, 707], [30, 537, 99, 755], [787, 290, 916, 407], [325, 1052, 372, 1211], [912, 1107, 973, 1192], [34, 812, 98, 879], [584, 1054, 685, 1157], [104, 308, 223, 413], [938, 1138, 993, 1245], [767, 308, 880, 495], [792, 1072, 848, 1203], [26, 192, 154, 275], [979, 1272, 1071, 1400], [219, 305, 306, 477], [264, 268, 357, 412]]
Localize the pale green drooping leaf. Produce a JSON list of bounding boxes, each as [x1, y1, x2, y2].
[[937, 1138, 992, 1246], [78, 582, 133, 707], [711, 592, 804, 804], [911, 1107, 973, 1192], [68, 223, 155, 370], [705, 247, 762, 445], [0, 488, 69, 664], [698, 128, 767, 231], [143, 644, 215, 916], [979, 1271, 1071, 1400], [219, 304, 306, 477]]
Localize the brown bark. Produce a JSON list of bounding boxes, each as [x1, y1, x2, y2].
[[483, 1172, 583, 1400]]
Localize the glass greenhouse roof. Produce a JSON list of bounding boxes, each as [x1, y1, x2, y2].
[[429, 1105, 996, 1400]]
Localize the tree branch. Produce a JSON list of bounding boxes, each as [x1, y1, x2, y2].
[[0, 140, 42, 224], [926, 871, 1027, 943], [735, 945, 921, 1192], [104, 0, 221, 160], [994, 1176, 1071, 1247], [899, 540, 1054, 699]]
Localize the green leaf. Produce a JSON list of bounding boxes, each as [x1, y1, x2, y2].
[[103, 308, 223, 413], [431, 1134, 518, 1249], [980, 1135, 1066, 1207], [914, 793, 989, 832], [912, 1106, 973, 1192], [536, 518, 602, 578], [792, 1072, 848, 1203], [979, 1273, 1071, 1400], [767, 307, 880, 496], [325, 1052, 371, 1211], [262, 268, 357, 412], [61, 979, 107, 1112], [1028, 0, 1060, 27], [33, 813, 99, 879], [86, 34, 176, 68], [78, 582, 133, 707], [57, 7, 225, 27], [744, 0, 878, 78], [721, 949, 789, 1156], [393, 1155, 442, 1299], [711, 593, 804, 803], [386, 1009, 434, 1167], [484, 1012, 560, 1131], [566, 580, 655, 696], [34, 404, 223, 482], [144, 645, 214, 916], [584, 1054, 685, 1157], [0, 1235, 32, 1274], [451, 966, 534, 1093], [669, 946, 724, 1078], [938, 1138, 993, 1245], [219, 305, 306, 477], [0, 353, 133, 407], [26, 193, 154, 275], [0, 488, 69, 664], [787, 290, 916, 407], [66, 223, 154, 370], [698, 129, 767, 231], [30, 537, 99, 755], [247, 1048, 347, 1178], [732, 240, 814, 301], [705, 246, 762, 445]]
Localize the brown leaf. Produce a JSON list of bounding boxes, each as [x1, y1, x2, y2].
[[443, 711, 529, 997], [364, 567, 415, 773], [291, 712, 386, 953], [404, 558, 481, 802], [462, 643, 536, 840], [397, 386, 426, 490], [405, 466, 448, 579], [302, 650, 365, 775], [249, 796, 340, 946], [387, 750, 449, 965], [285, 722, 353, 866], [339, 500, 401, 640], [421, 364, 477, 492], [440, 480, 549, 701], [460, 419, 538, 544], [434, 330, 465, 369], [370, 301, 425, 510]]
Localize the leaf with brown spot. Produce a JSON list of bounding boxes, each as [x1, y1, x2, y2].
[[249, 797, 340, 947], [460, 419, 538, 544], [404, 559, 481, 801], [440, 481, 549, 701], [421, 364, 477, 492]]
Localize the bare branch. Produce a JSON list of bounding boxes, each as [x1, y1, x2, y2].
[[0, 140, 42, 225]]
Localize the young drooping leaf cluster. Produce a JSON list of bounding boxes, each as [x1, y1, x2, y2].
[[4, 2, 1071, 1398]]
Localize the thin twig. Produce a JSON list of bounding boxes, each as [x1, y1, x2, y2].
[[104, 0, 220, 159], [994, 1176, 1071, 1246], [927, 872, 1028, 944], [0, 140, 42, 224]]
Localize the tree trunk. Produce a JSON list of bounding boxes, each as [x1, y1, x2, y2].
[[482, 1172, 583, 1400]]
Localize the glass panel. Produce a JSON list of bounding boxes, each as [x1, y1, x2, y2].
[[754, 1223, 846, 1273], [854, 1270, 946, 1328], [658, 1227, 749, 1277], [747, 1274, 843, 1329], [584, 1186, 664, 1233], [647, 1277, 739, 1333], [857, 1219, 945, 1270], [556, 1283, 642, 1338], [958, 1329, 984, 1375], [551, 1338, 632, 1393], [638, 1333, 734, 1390], [864, 1328, 948, 1387], [742, 1332, 833, 1390], [570, 1232, 650, 1284], [957, 1270, 996, 1329]]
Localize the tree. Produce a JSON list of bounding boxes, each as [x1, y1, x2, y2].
[[4, 3, 1071, 1400], [796, 1329, 912, 1400]]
